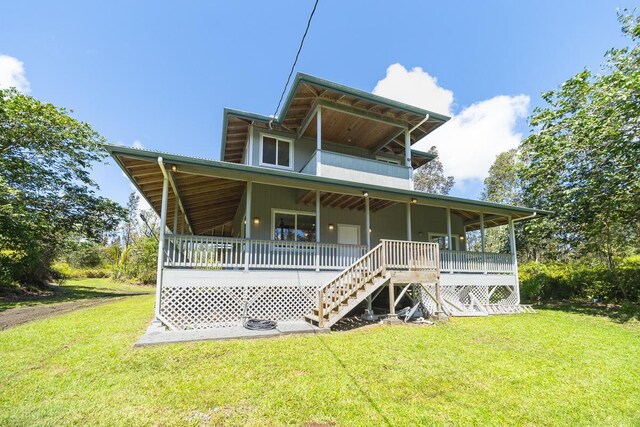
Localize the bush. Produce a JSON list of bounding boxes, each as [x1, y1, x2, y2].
[[520, 256, 640, 303], [52, 262, 111, 280], [113, 236, 158, 284]]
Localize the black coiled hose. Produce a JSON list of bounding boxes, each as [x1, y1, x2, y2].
[[243, 318, 277, 330]]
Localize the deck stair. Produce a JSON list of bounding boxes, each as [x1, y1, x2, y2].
[[305, 240, 440, 328]]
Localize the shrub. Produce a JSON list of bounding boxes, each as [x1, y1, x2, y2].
[[519, 256, 640, 303], [52, 262, 111, 280]]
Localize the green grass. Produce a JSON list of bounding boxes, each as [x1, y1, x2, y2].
[[0, 278, 152, 311], [0, 281, 639, 426]]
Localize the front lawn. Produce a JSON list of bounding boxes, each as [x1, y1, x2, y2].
[[0, 278, 152, 311], [0, 281, 638, 426]]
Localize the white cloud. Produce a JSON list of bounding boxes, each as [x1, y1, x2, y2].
[[373, 64, 454, 116], [373, 63, 529, 189], [132, 140, 144, 149], [0, 54, 30, 93]]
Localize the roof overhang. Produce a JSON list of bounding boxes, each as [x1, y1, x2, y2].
[[106, 144, 550, 235], [221, 73, 451, 164]]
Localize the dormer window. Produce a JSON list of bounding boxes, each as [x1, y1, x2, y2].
[[260, 134, 293, 170]]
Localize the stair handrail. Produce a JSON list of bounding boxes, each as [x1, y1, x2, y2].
[[317, 242, 385, 325], [315, 240, 440, 327]]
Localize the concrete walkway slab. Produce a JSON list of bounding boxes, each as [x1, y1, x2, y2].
[[135, 320, 328, 346]]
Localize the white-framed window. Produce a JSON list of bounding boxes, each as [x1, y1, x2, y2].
[[260, 134, 293, 170], [271, 209, 316, 242], [428, 232, 460, 250], [376, 155, 401, 165]]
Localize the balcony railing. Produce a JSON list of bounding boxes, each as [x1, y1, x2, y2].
[[164, 234, 367, 270], [301, 150, 412, 189], [440, 250, 514, 274]]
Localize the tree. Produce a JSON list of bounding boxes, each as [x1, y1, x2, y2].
[[0, 88, 125, 286], [413, 146, 455, 195], [481, 149, 522, 205], [520, 11, 640, 270], [480, 149, 522, 254]]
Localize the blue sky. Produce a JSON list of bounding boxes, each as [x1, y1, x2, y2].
[[0, 0, 633, 205]]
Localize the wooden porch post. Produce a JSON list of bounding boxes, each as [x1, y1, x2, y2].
[[315, 190, 320, 271], [404, 128, 413, 190], [365, 194, 371, 250], [172, 199, 179, 234], [406, 203, 412, 241], [316, 107, 322, 176], [480, 212, 487, 274], [388, 281, 396, 317], [155, 173, 169, 320], [446, 207, 453, 273], [247, 124, 254, 165], [404, 128, 411, 167], [244, 181, 252, 272], [508, 216, 519, 283]]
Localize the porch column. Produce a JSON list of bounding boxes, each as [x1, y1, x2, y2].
[[446, 207, 453, 273], [244, 181, 252, 272], [315, 191, 321, 271], [480, 212, 487, 274], [406, 203, 412, 241], [155, 174, 169, 320], [172, 200, 179, 234], [365, 194, 371, 249], [316, 107, 322, 176], [247, 124, 254, 165], [405, 129, 413, 190], [508, 216, 519, 284]]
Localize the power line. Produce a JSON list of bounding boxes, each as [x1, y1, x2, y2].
[[272, 0, 319, 120]]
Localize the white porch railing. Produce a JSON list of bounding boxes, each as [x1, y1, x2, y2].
[[440, 250, 513, 274], [164, 234, 367, 270], [383, 239, 440, 271], [163, 234, 515, 274]]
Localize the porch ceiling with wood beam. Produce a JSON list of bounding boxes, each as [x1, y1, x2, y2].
[[115, 154, 245, 235], [297, 190, 396, 212], [221, 73, 450, 165], [107, 144, 549, 236]]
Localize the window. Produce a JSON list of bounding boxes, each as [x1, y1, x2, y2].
[[272, 210, 316, 242], [428, 233, 459, 250], [260, 134, 292, 169]]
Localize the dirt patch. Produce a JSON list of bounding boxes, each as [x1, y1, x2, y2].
[[0, 297, 127, 331]]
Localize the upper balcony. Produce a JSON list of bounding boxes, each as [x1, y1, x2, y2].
[[301, 149, 413, 189]]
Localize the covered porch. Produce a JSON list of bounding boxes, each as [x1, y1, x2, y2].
[[107, 144, 546, 329], [107, 144, 536, 277], [162, 233, 515, 274]]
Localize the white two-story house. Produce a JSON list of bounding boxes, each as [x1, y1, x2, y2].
[[106, 73, 548, 330]]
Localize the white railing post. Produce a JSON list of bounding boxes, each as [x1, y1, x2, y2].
[[244, 182, 252, 272], [316, 107, 322, 177], [315, 191, 321, 271], [508, 216, 520, 303], [480, 212, 487, 274], [155, 171, 169, 320], [446, 207, 453, 273], [365, 194, 371, 250]]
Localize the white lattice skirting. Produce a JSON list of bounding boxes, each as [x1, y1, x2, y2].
[[418, 284, 520, 316], [160, 282, 521, 329], [160, 284, 319, 330]]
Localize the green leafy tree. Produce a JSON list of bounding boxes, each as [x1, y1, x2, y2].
[[413, 146, 455, 195], [480, 149, 522, 254], [0, 88, 125, 286], [520, 11, 640, 273]]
